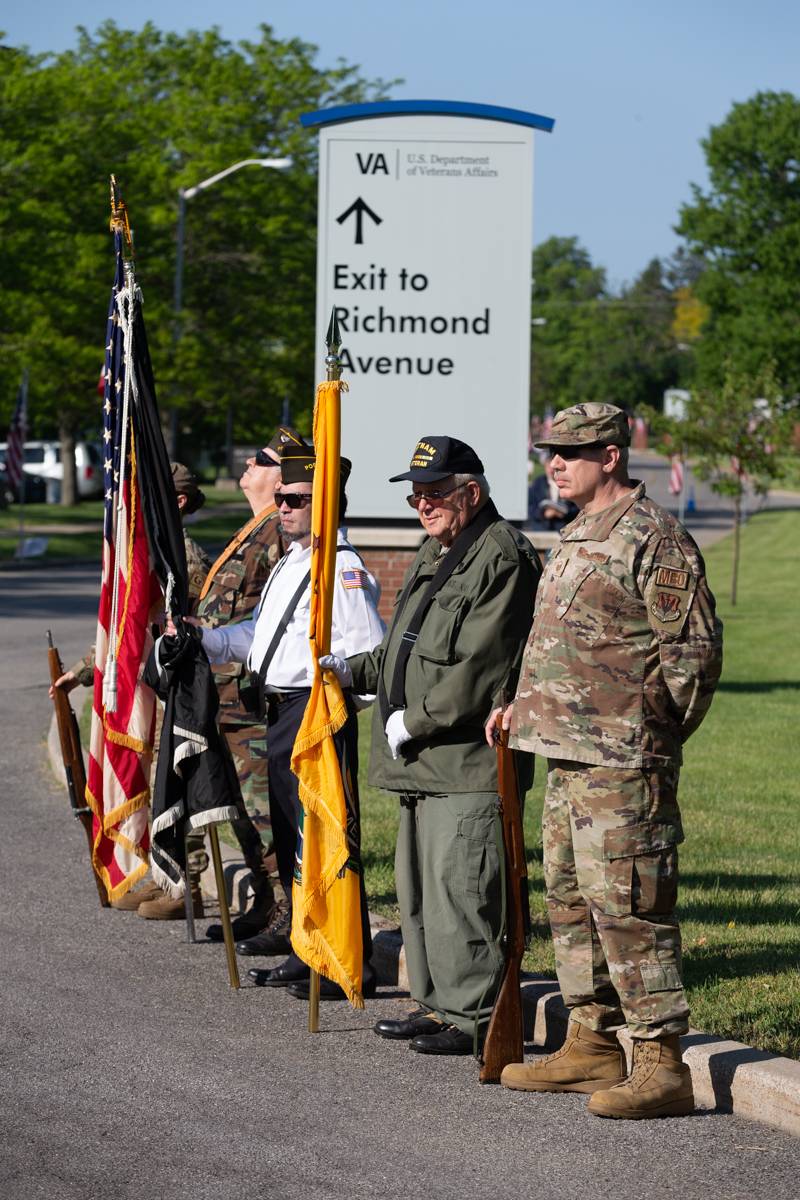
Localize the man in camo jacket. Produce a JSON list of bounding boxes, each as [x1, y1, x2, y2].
[[492, 403, 723, 1120]]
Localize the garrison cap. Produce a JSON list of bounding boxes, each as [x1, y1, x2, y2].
[[280, 448, 352, 486], [389, 436, 484, 483], [534, 403, 630, 450], [170, 461, 206, 513], [266, 425, 312, 458]]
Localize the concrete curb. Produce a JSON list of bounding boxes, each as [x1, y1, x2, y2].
[[47, 712, 800, 1137]]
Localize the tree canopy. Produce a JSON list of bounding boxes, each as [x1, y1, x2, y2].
[[0, 23, 392, 462], [677, 90, 800, 394], [530, 237, 685, 415]]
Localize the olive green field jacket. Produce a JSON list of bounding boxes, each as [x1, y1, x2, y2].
[[349, 514, 542, 794]]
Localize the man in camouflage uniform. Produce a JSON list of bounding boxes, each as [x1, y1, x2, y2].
[[495, 404, 723, 1119]]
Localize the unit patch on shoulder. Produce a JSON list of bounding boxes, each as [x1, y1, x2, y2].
[[341, 568, 368, 590], [651, 591, 682, 623], [654, 565, 689, 590]]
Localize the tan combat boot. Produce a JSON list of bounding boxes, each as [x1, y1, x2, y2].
[[501, 1021, 627, 1093], [587, 1034, 694, 1119], [110, 879, 163, 911], [138, 880, 204, 920]]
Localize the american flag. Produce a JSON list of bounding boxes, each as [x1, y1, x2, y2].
[[5, 372, 28, 493], [668, 455, 684, 496], [85, 230, 162, 902]]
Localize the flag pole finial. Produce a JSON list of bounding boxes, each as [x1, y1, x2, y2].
[[325, 308, 342, 382], [109, 175, 134, 257]]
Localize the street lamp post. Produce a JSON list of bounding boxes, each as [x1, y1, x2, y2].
[[171, 156, 292, 458]]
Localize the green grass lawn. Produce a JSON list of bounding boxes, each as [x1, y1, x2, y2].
[[0, 490, 249, 561], [359, 508, 800, 1057]]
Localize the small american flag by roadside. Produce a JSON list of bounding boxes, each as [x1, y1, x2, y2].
[[668, 456, 684, 496], [5, 372, 28, 492]]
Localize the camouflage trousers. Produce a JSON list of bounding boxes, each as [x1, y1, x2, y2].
[[543, 759, 690, 1039]]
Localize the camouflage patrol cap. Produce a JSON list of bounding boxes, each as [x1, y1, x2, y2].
[[534, 403, 630, 450], [170, 461, 206, 514]]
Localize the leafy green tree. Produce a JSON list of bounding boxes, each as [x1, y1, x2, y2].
[[0, 23, 392, 501], [650, 363, 795, 605], [677, 91, 800, 394], [531, 238, 682, 416]]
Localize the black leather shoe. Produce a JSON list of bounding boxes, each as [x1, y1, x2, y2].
[[235, 910, 292, 957], [373, 1008, 444, 1040], [410, 1025, 475, 1055], [248, 957, 310, 987], [286, 967, 377, 1002]]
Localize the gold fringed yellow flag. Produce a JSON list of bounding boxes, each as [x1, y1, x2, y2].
[[290, 377, 363, 1007]]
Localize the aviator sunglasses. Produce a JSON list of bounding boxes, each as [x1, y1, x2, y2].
[[274, 490, 313, 509], [254, 449, 281, 467], [547, 445, 604, 461], [406, 482, 466, 509]]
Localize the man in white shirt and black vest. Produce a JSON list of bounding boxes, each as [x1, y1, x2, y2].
[[198, 443, 385, 998]]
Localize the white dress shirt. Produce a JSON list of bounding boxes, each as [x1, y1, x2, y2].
[[200, 529, 385, 697]]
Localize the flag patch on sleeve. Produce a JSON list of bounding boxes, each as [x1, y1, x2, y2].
[[341, 568, 369, 590]]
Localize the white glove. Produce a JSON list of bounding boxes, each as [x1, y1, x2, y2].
[[385, 709, 411, 760], [318, 653, 353, 687]]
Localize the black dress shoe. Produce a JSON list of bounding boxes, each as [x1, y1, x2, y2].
[[248, 956, 310, 987], [410, 1024, 475, 1055], [373, 1008, 444, 1040], [286, 967, 377, 1002]]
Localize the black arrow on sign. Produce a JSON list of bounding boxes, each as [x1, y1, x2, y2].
[[336, 197, 383, 245]]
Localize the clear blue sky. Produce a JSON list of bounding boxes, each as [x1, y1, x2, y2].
[[4, 1, 799, 288]]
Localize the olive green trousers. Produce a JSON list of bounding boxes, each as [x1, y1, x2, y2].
[[395, 791, 505, 1038]]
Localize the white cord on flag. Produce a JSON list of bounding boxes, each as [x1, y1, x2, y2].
[[104, 269, 141, 712]]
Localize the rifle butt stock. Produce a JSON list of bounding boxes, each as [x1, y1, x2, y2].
[[478, 713, 529, 1083], [46, 634, 110, 908]]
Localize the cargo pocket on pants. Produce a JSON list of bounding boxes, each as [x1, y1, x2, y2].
[[640, 961, 683, 994], [603, 822, 682, 918], [455, 813, 495, 897]]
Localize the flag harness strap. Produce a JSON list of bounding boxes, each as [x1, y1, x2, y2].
[[379, 501, 499, 724]]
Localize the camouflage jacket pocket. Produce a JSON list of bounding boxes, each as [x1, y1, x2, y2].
[[603, 821, 681, 918], [558, 560, 640, 649]]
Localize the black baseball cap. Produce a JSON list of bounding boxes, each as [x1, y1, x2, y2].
[[389, 436, 484, 483]]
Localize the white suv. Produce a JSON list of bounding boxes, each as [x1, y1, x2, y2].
[[0, 440, 104, 501]]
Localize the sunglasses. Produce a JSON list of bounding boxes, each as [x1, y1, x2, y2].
[[254, 449, 281, 467], [406, 483, 465, 509], [274, 490, 312, 509], [548, 445, 602, 461]]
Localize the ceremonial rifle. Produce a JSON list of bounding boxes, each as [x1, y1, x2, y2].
[[46, 630, 109, 907], [479, 709, 530, 1083]]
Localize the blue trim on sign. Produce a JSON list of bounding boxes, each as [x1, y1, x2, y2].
[[300, 99, 555, 133]]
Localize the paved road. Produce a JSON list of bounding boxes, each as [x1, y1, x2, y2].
[[628, 451, 799, 549], [2, 567, 799, 1200]]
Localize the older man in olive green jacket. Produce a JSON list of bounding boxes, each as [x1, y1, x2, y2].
[[324, 435, 541, 1055]]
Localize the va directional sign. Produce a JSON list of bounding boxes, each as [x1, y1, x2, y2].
[[302, 101, 555, 520]]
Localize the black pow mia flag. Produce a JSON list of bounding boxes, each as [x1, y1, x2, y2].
[[144, 628, 239, 895]]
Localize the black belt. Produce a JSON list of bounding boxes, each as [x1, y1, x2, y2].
[[266, 687, 311, 706]]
